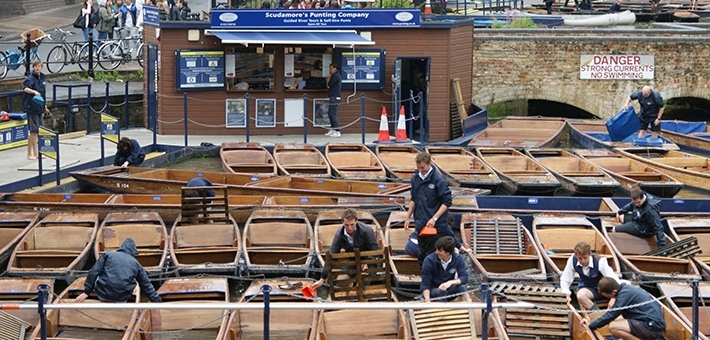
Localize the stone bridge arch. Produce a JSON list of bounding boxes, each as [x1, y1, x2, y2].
[[471, 30, 710, 120]]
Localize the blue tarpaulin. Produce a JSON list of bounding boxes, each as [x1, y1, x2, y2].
[[660, 121, 707, 134], [606, 107, 640, 142]]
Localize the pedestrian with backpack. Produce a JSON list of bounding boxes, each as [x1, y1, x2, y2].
[[97, 0, 116, 41]]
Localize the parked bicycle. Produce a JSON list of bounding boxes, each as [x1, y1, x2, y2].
[[0, 32, 47, 79], [45, 27, 99, 74], [97, 27, 144, 71]]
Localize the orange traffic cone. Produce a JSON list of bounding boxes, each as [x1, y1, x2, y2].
[[395, 106, 408, 143], [423, 0, 432, 14], [376, 106, 392, 143]]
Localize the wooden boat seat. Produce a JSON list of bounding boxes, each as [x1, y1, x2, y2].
[[481, 128, 555, 139], [277, 153, 322, 165], [619, 171, 663, 181], [411, 308, 476, 339], [378, 153, 416, 164], [503, 170, 548, 175], [246, 222, 308, 247], [335, 165, 382, 171], [101, 224, 163, 250], [447, 169, 492, 175], [537, 228, 605, 253], [174, 224, 237, 249], [328, 152, 375, 167], [387, 229, 409, 254], [606, 232, 656, 255], [483, 156, 527, 170], [224, 150, 272, 164], [322, 309, 402, 339], [559, 171, 605, 177], [283, 164, 328, 169], [651, 157, 708, 169], [0, 229, 25, 246], [173, 246, 238, 254], [31, 227, 91, 251], [58, 300, 136, 329]]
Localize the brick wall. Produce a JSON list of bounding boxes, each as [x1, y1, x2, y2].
[[472, 30, 710, 120]]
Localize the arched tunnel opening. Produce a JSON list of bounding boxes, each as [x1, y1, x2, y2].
[[486, 98, 710, 121]]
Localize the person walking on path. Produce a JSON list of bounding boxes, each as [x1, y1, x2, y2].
[[582, 277, 665, 340], [97, 0, 116, 41], [404, 152, 452, 266], [23, 61, 51, 161], [325, 62, 342, 138], [623, 85, 664, 139], [80, 0, 96, 42], [76, 238, 162, 303], [614, 188, 666, 248]]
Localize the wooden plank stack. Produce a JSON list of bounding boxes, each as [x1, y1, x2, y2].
[[492, 282, 571, 340], [326, 248, 392, 302], [644, 236, 702, 259], [471, 216, 525, 255]]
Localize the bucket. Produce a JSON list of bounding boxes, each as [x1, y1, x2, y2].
[[301, 286, 316, 299], [32, 95, 44, 105]]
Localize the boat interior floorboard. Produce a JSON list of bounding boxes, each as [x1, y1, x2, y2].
[[151, 329, 219, 339], [55, 327, 125, 340]]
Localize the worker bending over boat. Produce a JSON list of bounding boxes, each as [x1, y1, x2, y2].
[[114, 137, 145, 168], [420, 236, 468, 302], [310, 208, 379, 289], [614, 188, 666, 248], [582, 277, 666, 340], [623, 85, 664, 139], [560, 241, 620, 309], [76, 238, 161, 303]]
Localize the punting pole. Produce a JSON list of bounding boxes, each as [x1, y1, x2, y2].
[[38, 283, 49, 340], [481, 283, 490, 340], [262, 284, 272, 340], [692, 280, 699, 340]]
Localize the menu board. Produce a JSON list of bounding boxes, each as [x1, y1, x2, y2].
[[174, 50, 225, 91]]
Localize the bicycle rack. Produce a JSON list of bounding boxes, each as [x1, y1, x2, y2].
[[52, 84, 91, 133]]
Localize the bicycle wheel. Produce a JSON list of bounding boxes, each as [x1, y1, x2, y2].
[[137, 43, 144, 68], [78, 42, 99, 71], [97, 42, 123, 71], [46, 46, 67, 74], [0, 51, 8, 79]]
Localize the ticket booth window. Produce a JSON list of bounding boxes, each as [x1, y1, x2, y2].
[[225, 47, 275, 91], [284, 47, 332, 91]]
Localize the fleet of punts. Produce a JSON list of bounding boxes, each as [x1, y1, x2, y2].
[[7, 113, 710, 339]]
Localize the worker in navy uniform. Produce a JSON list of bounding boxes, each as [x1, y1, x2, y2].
[[623, 85, 664, 139], [614, 188, 666, 248], [559, 241, 620, 309], [114, 137, 145, 167], [419, 236, 468, 302]]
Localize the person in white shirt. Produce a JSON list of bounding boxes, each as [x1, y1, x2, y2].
[[559, 241, 620, 309]]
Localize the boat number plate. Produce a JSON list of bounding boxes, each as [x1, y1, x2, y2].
[[316, 180, 324, 184], [152, 196, 163, 201], [674, 199, 684, 204], [300, 198, 309, 203], [378, 184, 387, 189], [116, 183, 130, 189], [63, 195, 74, 200], [528, 198, 539, 204], [251, 176, 259, 182]]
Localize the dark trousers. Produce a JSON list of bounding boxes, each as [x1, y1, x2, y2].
[[417, 229, 443, 266], [615, 214, 667, 247], [545, 0, 553, 13], [430, 284, 466, 301], [328, 96, 340, 131]]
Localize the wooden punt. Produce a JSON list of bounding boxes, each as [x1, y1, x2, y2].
[[314, 209, 384, 281], [220, 142, 278, 175], [660, 121, 710, 156], [169, 189, 241, 274], [532, 215, 621, 280], [525, 149, 620, 196], [600, 218, 701, 281], [424, 146, 502, 191], [242, 209, 314, 275], [0, 193, 114, 218], [0, 278, 53, 335], [567, 119, 680, 150], [95, 212, 169, 277], [0, 212, 40, 269], [126, 277, 235, 340], [666, 216, 710, 280], [384, 211, 420, 288], [408, 292, 509, 340], [69, 166, 406, 199], [273, 143, 331, 177], [28, 277, 140, 340], [264, 196, 406, 222], [460, 213, 547, 282], [468, 116, 566, 148], [225, 278, 318, 340], [492, 282, 598, 340], [658, 282, 710, 340], [616, 147, 710, 192], [476, 147, 561, 195], [574, 149, 683, 198], [6, 213, 98, 276], [325, 143, 387, 181], [374, 144, 419, 182], [313, 296, 412, 340], [451, 196, 619, 216], [582, 284, 695, 340]]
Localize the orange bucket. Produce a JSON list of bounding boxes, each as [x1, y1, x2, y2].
[[301, 286, 316, 299]]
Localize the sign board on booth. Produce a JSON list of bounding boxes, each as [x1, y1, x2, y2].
[[175, 50, 225, 91], [580, 55, 654, 80], [335, 48, 386, 90], [0, 119, 28, 151], [210, 9, 420, 29]]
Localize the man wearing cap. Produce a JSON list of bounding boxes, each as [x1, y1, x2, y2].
[[23, 60, 51, 160]]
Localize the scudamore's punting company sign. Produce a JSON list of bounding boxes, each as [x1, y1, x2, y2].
[[580, 55, 654, 80]]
